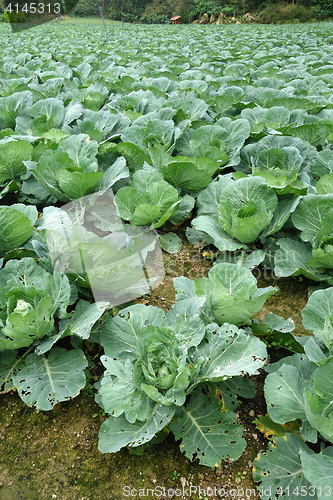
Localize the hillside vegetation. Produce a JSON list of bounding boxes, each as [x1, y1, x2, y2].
[[1, 0, 332, 24]]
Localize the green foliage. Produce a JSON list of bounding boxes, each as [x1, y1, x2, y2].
[[254, 291, 333, 499], [189, 0, 222, 18], [73, 0, 100, 16], [1, 18, 333, 490], [257, 3, 315, 24], [180, 262, 277, 326], [313, 0, 333, 17], [114, 169, 181, 227], [97, 301, 265, 465], [141, 0, 177, 19], [139, 13, 172, 23]]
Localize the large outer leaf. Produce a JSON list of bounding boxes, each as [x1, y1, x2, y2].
[[265, 364, 312, 423], [99, 157, 129, 191], [263, 106, 290, 128], [253, 434, 314, 500], [216, 249, 265, 269], [192, 323, 267, 385], [285, 123, 332, 147], [133, 203, 160, 225], [43, 271, 72, 319], [11, 203, 38, 226], [174, 276, 197, 301], [251, 314, 304, 354], [98, 404, 175, 454], [312, 149, 333, 177], [166, 306, 205, 349], [58, 134, 99, 170], [303, 361, 333, 443], [99, 356, 154, 423], [160, 160, 213, 192], [299, 448, 333, 500], [304, 396, 333, 443], [0, 90, 32, 118], [196, 175, 234, 217], [0, 206, 34, 255], [63, 300, 110, 339], [159, 232, 182, 254], [274, 238, 332, 281], [30, 98, 65, 126], [302, 288, 333, 340], [303, 336, 331, 365], [147, 180, 179, 213], [205, 377, 255, 411], [260, 197, 302, 238], [0, 351, 24, 393], [0, 140, 32, 183], [57, 170, 104, 200], [186, 227, 214, 247], [316, 174, 333, 195], [169, 194, 195, 226], [28, 149, 74, 202], [114, 186, 137, 220], [100, 304, 166, 358], [292, 194, 333, 244], [208, 261, 257, 297], [13, 348, 87, 410], [177, 95, 208, 121], [264, 354, 317, 442], [169, 389, 246, 467], [312, 358, 333, 409], [85, 111, 130, 141], [192, 215, 246, 252], [35, 300, 108, 355], [0, 258, 45, 291], [217, 117, 251, 154]]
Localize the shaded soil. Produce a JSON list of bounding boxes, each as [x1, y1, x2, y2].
[[0, 239, 311, 500], [0, 383, 267, 500], [255, 274, 311, 337]]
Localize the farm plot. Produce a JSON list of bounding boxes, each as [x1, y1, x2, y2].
[[0, 19, 333, 499]]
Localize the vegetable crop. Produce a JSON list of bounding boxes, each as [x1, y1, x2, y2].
[[1, 19, 333, 498]]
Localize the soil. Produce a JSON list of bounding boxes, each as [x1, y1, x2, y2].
[[0, 237, 311, 500]]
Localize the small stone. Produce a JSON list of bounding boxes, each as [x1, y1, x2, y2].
[[215, 466, 224, 477], [180, 477, 188, 487]]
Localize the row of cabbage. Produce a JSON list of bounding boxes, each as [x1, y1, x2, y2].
[[1, 21, 333, 499]]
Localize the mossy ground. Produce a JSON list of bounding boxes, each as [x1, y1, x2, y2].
[[0, 239, 310, 500]]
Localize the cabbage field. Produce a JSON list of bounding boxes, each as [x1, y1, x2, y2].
[[1, 19, 333, 499]]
